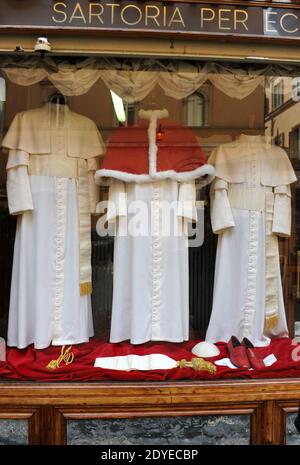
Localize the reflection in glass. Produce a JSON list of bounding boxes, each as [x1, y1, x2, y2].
[[0, 59, 299, 380], [184, 92, 205, 127], [286, 413, 300, 445], [0, 420, 28, 445], [67, 415, 250, 445]]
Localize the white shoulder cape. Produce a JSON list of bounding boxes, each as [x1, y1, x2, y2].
[[209, 139, 297, 187], [2, 104, 105, 160]]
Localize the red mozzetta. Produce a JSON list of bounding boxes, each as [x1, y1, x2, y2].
[[96, 110, 215, 185]]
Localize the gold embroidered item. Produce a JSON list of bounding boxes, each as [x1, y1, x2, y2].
[[78, 159, 93, 295], [264, 314, 279, 333], [47, 345, 74, 370], [80, 282, 93, 296], [177, 358, 216, 374], [264, 192, 279, 332]]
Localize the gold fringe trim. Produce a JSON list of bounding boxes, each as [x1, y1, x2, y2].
[[264, 314, 279, 332], [177, 358, 216, 374], [47, 346, 74, 370], [80, 282, 93, 296]]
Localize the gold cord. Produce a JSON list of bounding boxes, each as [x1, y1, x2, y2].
[[47, 345, 74, 370]]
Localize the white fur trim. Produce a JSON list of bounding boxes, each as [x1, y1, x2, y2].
[[95, 164, 215, 186], [138, 108, 169, 121], [97, 108, 216, 187], [138, 109, 170, 177], [148, 113, 158, 176]]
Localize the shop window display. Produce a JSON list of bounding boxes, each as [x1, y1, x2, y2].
[[184, 91, 207, 127], [0, 57, 299, 382]]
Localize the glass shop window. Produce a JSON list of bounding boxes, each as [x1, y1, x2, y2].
[[275, 132, 285, 148], [273, 81, 284, 110], [292, 78, 300, 102], [290, 126, 300, 159], [184, 92, 207, 127], [0, 58, 299, 383], [112, 95, 138, 127], [124, 102, 138, 126]]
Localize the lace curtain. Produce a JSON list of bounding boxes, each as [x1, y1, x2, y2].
[[1, 57, 293, 101]]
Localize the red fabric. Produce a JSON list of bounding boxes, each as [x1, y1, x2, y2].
[[102, 119, 208, 175], [0, 337, 300, 382]]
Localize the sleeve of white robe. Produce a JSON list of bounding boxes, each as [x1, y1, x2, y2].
[[6, 149, 34, 215], [177, 181, 197, 222], [87, 157, 100, 214], [106, 179, 127, 223], [210, 177, 235, 234], [177, 181, 197, 237], [272, 184, 292, 237]]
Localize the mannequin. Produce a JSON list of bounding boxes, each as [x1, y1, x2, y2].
[[2, 101, 105, 348], [206, 134, 297, 346], [96, 108, 215, 344]]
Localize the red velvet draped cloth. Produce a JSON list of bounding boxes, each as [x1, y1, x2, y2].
[[0, 338, 300, 382]]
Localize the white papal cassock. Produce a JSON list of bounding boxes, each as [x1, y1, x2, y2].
[[2, 103, 104, 349], [103, 179, 197, 344], [206, 134, 297, 347], [95, 109, 215, 344]]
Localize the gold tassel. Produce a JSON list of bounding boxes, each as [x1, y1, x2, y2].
[[80, 282, 93, 296], [47, 346, 74, 370], [177, 358, 216, 374], [264, 314, 279, 332]]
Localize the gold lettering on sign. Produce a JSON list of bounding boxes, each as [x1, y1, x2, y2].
[[168, 7, 185, 28], [107, 3, 120, 24], [89, 3, 104, 24], [280, 13, 298, 33], [234, 9, 249, 31], [264, 11, 278, 33], [121, 5, 143, 26], [69, 2, 87, 23], [219, 9, 231, 31], [200, 8, 215, 28], [52, 2, 67, 23], [50, 2, 300, 38], [145, 5, 160, 27], [163, 6, 167, 27]]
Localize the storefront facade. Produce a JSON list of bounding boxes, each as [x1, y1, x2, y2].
[[1, 0, 300, 445]]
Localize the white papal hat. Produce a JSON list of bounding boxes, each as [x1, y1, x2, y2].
[[191, 341, 220, 358]]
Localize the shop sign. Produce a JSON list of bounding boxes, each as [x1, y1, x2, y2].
[[2, 1, 300, 39]]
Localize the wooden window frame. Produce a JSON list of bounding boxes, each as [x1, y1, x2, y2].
[[0, 379, 299, 445]]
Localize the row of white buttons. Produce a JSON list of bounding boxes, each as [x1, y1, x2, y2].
[[242, 212, 259, 340], [53, 179, 67, 339], [151, 186, 162, 339]]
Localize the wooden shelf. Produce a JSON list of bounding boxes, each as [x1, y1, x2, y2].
[[0, 378, 299, 444]]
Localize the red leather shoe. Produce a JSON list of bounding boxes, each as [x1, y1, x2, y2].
[[227, 336, 251, 369], [242, 338, 265, 370]]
